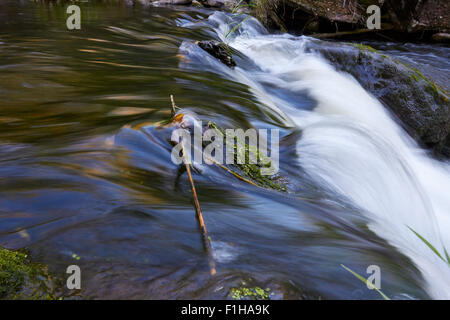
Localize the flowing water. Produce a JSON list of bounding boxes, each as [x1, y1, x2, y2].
[[0, 1, 449, 299]]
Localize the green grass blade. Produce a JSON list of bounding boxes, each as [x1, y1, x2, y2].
[[225, 16, 251, 39], [341, 264, 390, 300], [231, 0, 245, 13], [444, 248, 450, 265], [407, 226, 447, 263]]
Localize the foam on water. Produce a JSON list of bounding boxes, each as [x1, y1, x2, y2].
[[196, 12, 450, 298]]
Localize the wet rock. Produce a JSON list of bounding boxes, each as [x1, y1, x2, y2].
[[204, 0, 225, 7], [304, 41, 449, 157], [154, 0, 192, 5], [192, 0, 203, 6], [432, 33, 450, 43], [0, 247, 59, 299], [200, 0, 243, 10], [196, 40, 236, 67], [135, 0, 153, 6]]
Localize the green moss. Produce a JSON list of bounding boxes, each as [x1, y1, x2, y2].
[[0, 247, 57, 300], [207, 121, 286, 191], [352, 43, 448, 102], [352, 43, 379, 54], [230, 286, 272, 300], [402, 64, 448, 101]]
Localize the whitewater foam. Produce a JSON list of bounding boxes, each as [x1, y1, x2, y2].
[[184, 12, 450, 298]]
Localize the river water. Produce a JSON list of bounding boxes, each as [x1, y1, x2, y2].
[[0, 1, 449, 299]]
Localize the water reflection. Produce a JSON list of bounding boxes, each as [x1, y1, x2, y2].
[[0, 1, 432, 299]]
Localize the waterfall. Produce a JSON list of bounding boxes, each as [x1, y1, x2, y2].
[[180, 12, 450, 298]]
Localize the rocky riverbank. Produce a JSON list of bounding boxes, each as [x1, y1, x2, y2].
[[255, 0, 449, 41], [134, 0, 450, 42]]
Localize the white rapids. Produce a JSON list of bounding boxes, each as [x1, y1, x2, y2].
[[181, 12, 450, 299]]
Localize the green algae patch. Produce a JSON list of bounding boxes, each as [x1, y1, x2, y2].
[[352, 43, 378, 54], [207, 121, 287, 192], [0, 247, 57, 300], [312, 41, 449, 156], [352, 42, 447, 101], [405, 66, 448, 102], [230, 286, 272, 300], [160, 107, 287, 192]]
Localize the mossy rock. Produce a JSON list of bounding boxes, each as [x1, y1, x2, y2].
[[196, 40, 236, 68], [304, 41, 450, 157], [0, 247, 58, 300]]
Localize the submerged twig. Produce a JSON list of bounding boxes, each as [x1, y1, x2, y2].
[[203, 154, 260, 188], [170, 94, 177, 116], [170, 95, 216, 276]]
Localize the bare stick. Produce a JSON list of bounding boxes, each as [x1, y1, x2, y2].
[[312, 27, 393, 39], [203, 154, 260, 187], [181, 140, 216, 276], [170, 95, 216, 276], [170, 94, 177, 116]]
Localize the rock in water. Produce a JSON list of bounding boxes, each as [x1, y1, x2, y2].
[[155, 0, 192, 4], [196, 40, 236, 67], [197, 0, 242, 9], [304, 41, 449, 157], [204, 0, 225, 7]]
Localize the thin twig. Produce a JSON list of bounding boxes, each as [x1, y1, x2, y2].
[[170, 94, 177, 116], [181, 139, 216, 276], [171, 95, 216, 276], [203, 154, 260, 187]]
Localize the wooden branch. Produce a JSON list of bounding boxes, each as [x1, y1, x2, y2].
[[170, 95, 216, 276], [203, 154, 260, 188], [170, 94, 177, 116], [312, 27, 393, 39], [181, 140, 216, 276]]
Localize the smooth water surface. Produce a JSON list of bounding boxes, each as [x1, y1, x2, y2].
[[1, 1, 449, 299]]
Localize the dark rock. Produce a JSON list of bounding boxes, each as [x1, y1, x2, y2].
[[254, 0, 448, 38], [154, 0, 192, 5], [284, 0, 365, 24], [199, 0, 243, 10], [303, 41, 450, 157], [205, 0, 225, 7], [255, 0, 384, 32], [196, 40, 237, 67], [385, 0, 449, 33], [303, 20, 319, 33], [135, 0, 153, 6]]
